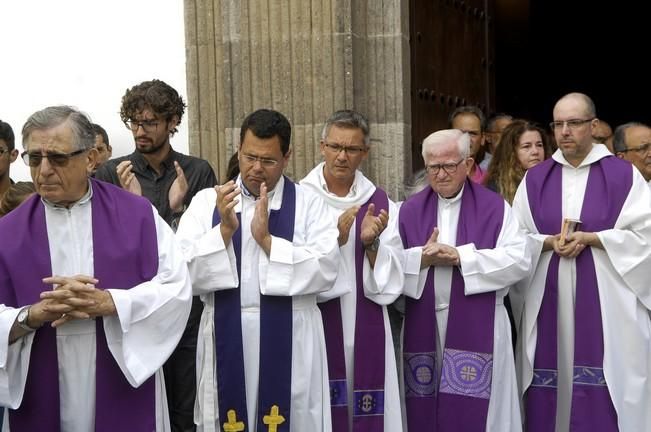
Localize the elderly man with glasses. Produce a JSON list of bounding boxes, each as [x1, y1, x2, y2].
[[512, 93, 651, 431], [613, 121, 651, 188], [0, 105, 192, 430], [389, 128, 530, 431]]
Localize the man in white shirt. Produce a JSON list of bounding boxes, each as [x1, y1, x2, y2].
[[301, 110, 404, 432], [513, 93, 651, 431], [0, 105, 192, 431], [397, 129, 529, 431], [177, 109, 340, 432]]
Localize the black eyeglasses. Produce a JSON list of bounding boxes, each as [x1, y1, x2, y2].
[[124, 119, 160, 133], [21, 149, 87, 167], [322, 142, 368, 156], [425, 159, 465, 175], [620, 142, 651, 155], [0, 148, 10, 157], [549, 118, 594, 131]]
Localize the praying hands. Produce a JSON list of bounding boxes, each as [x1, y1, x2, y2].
[[421, 227, 460, 268]]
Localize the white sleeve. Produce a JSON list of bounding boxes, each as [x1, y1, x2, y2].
[[260, 187, 340, 296], [364, 200, 406, 305], [0, 306, 36, 408], [103, 208, 193, 387], [458, 201, 532, 295], [176, 188, 239, 295]]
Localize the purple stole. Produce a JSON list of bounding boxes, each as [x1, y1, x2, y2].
[[211, 177, 295, 432], [524, 157, 629, 431], [319, 188, 389, 432], [0, 179, 158, 431], [398, 180, 503, 431]]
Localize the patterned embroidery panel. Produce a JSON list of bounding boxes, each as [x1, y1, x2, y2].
[[531, 368, 558, 388], [329, 379, 348, 407], [573, 366, 607, 387], [439, 348, 492, 400], [403, 351, 437, 398], [353, 389, 385, 416]]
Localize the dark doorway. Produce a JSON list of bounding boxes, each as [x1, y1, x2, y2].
[[495, 0, 650, 127]]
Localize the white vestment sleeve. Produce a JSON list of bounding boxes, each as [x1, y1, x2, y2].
[[458, 202, 531, 295], [104, 208, 192, 387], [363, 200, 406, 305], [596, 170, 651, 309], [177, 188, 240, 295], [260, 187, 340, 296], [0, 307, 36, 408]]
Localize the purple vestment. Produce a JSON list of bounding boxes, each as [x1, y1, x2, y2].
[[0, 179, 159, 431], [319, 187, 389, 432], [524, 156, 631, 431], [398, 180, 504, 431]]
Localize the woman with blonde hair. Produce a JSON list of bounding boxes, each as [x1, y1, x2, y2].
[[484, 119, 554, 203]]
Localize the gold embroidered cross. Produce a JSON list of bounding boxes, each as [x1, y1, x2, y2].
[[223, 409, 245, 432], [263, 405, 285, 432]]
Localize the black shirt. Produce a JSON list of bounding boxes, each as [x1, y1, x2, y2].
[[95, 148, 217, 229]]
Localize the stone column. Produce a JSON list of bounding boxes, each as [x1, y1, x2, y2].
[[184, 0, 411, 199]]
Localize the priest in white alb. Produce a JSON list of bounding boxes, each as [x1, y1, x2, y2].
[[396, 129, 530, 431], [512, 93, 651, 431], [301, 110, 404, 432], [0, 106, 192, 432], [176, 109, 340, 432]]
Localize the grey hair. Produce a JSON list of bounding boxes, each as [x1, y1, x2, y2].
[[321, 110, 370, 146], [22, 106, 96, 151], [421, 129, 470, 161], [448, 105, 486, 131], [486, 113, 513, 132], [612, 122, 650, 153]]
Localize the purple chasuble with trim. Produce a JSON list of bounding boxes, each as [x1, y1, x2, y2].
[[212, 177, 295, 432], [319, 187, 389, 432], [398, 180, 503, 431], [524, 156, 629, 432], [0, 179, 158, 431]]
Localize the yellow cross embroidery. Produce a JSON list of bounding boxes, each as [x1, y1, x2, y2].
[[223, 409, 245, 432], [263, 405, 285, 432]]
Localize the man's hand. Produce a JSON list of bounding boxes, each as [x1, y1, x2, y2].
[[554, 231, 602, 258], [169, 161, 189, 213], [251, 182, 272, 255], [337, 206, 360, 246], [216, 181, 241, 245], [40, 274, 116, 327], [360, 203, 389, 246], [421, 227, 460, 268], [116, 161, 142, 196]]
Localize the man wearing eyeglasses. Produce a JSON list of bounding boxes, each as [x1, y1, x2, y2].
[[300, 110, 404, 432], [613, 122, 651, 187], [512, 93, 651, 431], [176, 109, 340, 431], [0, 105, 192, 430], [394, 128, 530, 431], [0, 119, 18, 199], [95, 79, 216, 432]]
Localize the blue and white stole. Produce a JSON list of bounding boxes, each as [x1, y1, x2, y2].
[[212, 178, 295, 432]]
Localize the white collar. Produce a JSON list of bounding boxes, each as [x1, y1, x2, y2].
[[552, 143, 611, 168], [300, 162, 376, 209]]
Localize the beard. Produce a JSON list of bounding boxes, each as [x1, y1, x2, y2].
[[136, 138, 167, 154]]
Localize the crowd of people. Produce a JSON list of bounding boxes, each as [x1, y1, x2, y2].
[[1, 84, 650, 432]]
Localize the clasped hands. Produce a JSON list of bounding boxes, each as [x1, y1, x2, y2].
[[421, 227, 460, 269], [543, 231, 601, 258], [30, 275, 116, 328]]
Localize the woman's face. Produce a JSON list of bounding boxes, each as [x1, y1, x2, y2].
[[516, 130, 545, 170]]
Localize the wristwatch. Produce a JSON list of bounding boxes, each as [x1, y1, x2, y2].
[[365, 236, 380, 252], [16, 306, 38, 332]]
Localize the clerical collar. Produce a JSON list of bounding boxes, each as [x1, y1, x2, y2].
[[438, 184, 465, 204], [42, 179, 94, 210]]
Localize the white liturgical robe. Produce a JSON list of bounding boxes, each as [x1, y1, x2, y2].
[[177, 175, 340, 432], [512, 145, 651, 431], [301, 162, 405, 432]]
